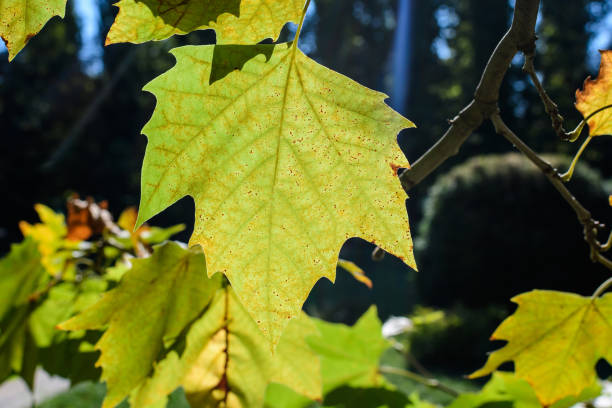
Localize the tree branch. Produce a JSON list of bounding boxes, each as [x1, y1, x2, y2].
[[400, 0, 540, 191], [522, 53, 568, 140], [491, 113, 612, 275]]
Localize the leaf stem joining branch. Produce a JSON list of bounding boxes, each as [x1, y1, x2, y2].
[[378, 365, 460, 397]]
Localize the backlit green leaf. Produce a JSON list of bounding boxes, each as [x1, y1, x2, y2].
[[0, 0, 67, 61], [106, 0, 304, 46], [307, 307, 390, 393], [59, 242, 218, 408], [137, 42, 415, 345]]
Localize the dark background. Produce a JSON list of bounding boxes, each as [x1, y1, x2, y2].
[[2, 0, 612, 374]]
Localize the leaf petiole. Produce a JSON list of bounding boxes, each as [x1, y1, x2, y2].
[[560, 135, 592, 182], [592, 276, 612, 298], [292, 0, 312, 49]]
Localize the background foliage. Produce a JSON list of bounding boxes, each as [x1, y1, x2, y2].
[[1, 0, 612, 406]]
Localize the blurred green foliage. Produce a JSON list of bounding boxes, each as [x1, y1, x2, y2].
[[1, 0, 612, 361]]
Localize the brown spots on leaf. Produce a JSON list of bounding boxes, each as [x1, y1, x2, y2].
[[390, 163, 402, 176]]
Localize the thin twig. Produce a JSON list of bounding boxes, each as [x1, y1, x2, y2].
[[379, 365, 460, 397], [399, 0, 540, 191], [491, 113, 612, 274], [522, 53, 567, 140]]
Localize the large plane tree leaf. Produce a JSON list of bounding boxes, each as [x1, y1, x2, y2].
[[137, 42, 415, 345], [106, 0, 304, 46], [59, 241, 219, 408], [0, 0, 67, 61], [130, 286, 322, 408], [576, 50, 612, 136], [307, 307, 390, 394], [469, 290, 612, 406]]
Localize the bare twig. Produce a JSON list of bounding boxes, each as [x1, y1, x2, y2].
[[399, 0, 540, 191], [491, 112, 612, 273], [522, 53, 567, 140]]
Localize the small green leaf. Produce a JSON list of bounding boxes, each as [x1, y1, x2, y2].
[[106, 0, 304, 46], [0, 0, 67, 61], [307, 307, 390, 394]]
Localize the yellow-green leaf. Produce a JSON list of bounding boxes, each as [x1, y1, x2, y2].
[[575, 50, 612, 137], [106, 0, 304, 46], [137, 43, 415, 345], [130, 286, 322, 408], [58, 242, 218, 408], [470, 290, 612, 406], [0, 0, 67, 61]]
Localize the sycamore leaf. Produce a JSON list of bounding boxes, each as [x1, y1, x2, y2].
[[576, 50, 612, 137], [449, 372, 601, 408], [137, 42, 415, 345], [0, 0, 67, 61], [106, 0, 304, 46], [307, 307, 390, 394], [470, 290, 612, 406], [130, 286, 322, 408], [58, 242, 218, 408]]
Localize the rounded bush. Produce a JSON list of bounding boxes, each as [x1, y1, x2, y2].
[[416, 153, 611, 308]]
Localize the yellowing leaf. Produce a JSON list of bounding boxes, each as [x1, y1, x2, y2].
[[106, 0, 304, 46], [0, 0, 67, 61], [338, 259, 372, 289], [117, 206, 139, 231], [131, 286, 322, 408], [137, 43, 415, 345], [470, 290, 612, 406], [58, 242, 218, 408], [19, 204, 75, 276], [576, 50, 612, 137]]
